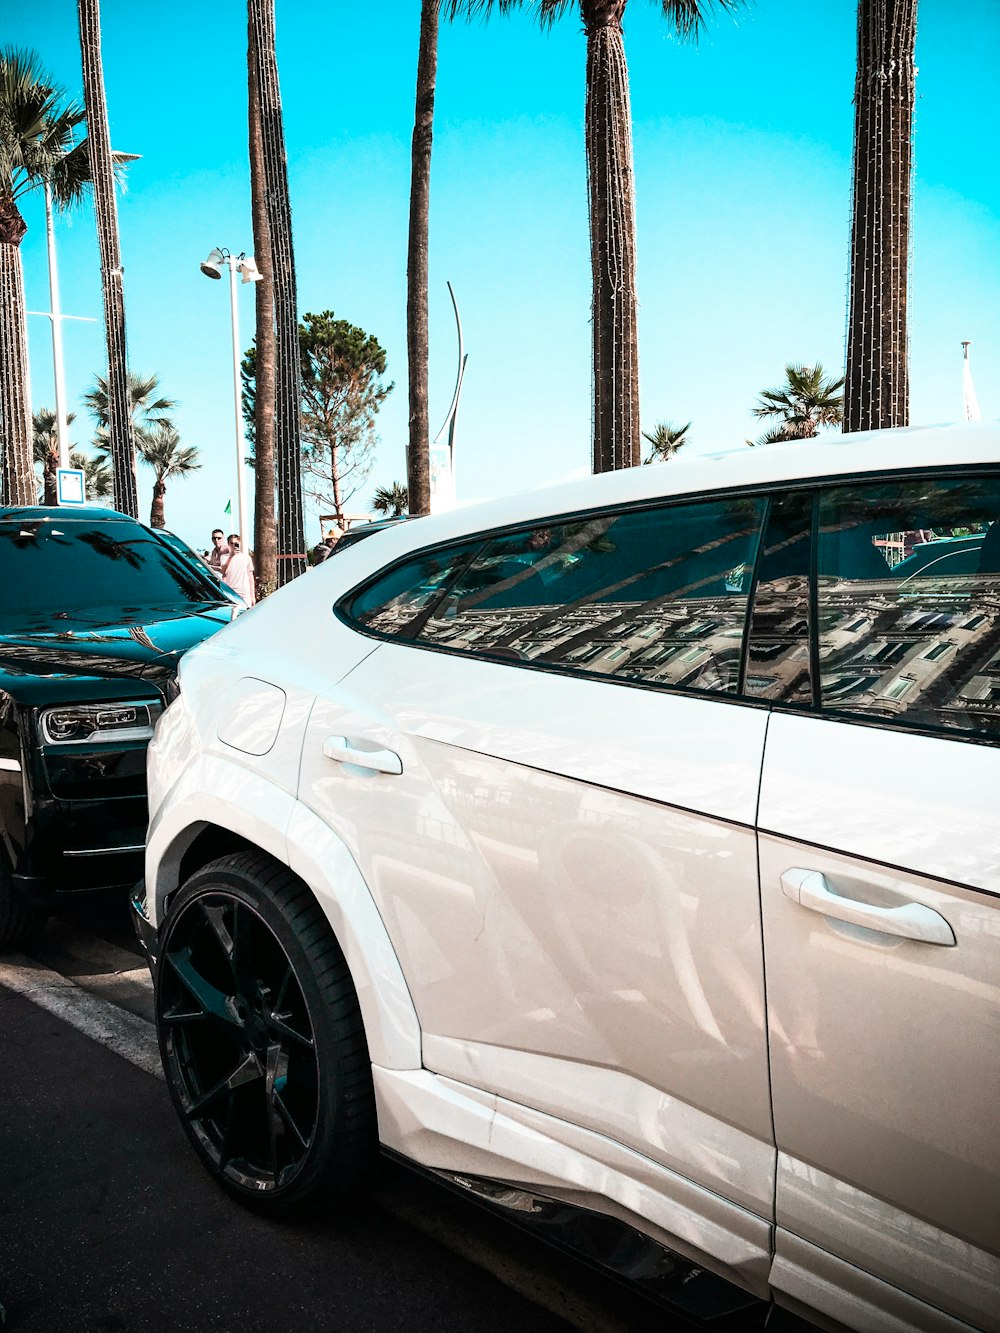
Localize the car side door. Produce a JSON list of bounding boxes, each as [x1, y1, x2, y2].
[[756, 472, 1000, 1332], [298, 492, 778, 1294]]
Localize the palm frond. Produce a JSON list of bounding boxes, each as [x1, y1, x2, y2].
[[68, 446, 112, 499], [656, 1, 746, 43], [47, 135, 91, 209], [84, 371, 178, 431], [440, 0, 524, 22], [752, 361, 844, 434], [135, 422, 201, 481], [0, 48, 85, 200], [371, 481, 409, 516]]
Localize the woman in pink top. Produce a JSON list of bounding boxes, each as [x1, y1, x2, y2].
[[221, 534, 256, 606]]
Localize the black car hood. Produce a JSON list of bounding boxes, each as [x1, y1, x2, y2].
[[0, 603, 236, 703]]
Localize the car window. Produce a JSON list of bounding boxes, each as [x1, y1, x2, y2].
[[816, 475, 1000, 738], [744, 491, 813, 705], [349, 541, 484, 635], [0, 519, 227, 624], [351, 498, 766, 696]]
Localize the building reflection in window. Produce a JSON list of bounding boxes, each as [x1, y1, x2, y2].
[[817, 477, 1000, 737]]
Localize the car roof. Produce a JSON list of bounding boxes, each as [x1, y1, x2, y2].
[[0, 505, 136, 523], [348, 422, 1000, 558]]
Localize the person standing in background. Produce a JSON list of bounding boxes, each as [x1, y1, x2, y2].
[[207, 529, 230, 574], [221, 534, 256, 606]]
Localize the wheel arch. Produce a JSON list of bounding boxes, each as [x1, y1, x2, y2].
[[146, 757, 422, 1071]]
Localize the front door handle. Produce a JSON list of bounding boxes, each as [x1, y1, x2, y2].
[[323, 735, 403, 775], [780, 868, 956, 946]]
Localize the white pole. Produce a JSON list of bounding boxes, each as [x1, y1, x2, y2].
[[961, 341, 982, 422], [227, 256, 250, 545], [44, 179, 71, 470]]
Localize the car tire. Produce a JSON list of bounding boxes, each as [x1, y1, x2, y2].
[[0, 866, 46, 953], [154, 850, 377, 1217]]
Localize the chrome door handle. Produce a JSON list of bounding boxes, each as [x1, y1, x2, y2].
[[780, 869, 956, 947], [323, 735, 403, 775]]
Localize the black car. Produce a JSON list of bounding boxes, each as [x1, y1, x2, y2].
[[0, 507, 241, 949], [330, 515, 409, 554]]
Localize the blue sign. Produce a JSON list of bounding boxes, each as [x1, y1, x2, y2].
[[56, 468, 86, 506]]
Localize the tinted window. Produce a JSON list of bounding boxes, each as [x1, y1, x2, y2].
[[0, 519, 225, 626], [744, 492, 813, 704], [352, 498, 766, 696], [817, 476, 1000, 738], [350, 541, 483, 635]]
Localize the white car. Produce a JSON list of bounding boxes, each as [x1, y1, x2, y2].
[[136, 422, 999, 1333]]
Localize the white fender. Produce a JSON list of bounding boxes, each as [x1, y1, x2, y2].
[[145, 753, 422, 1071]]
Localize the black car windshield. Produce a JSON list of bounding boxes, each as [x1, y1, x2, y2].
[[0, 519, 225, 622]]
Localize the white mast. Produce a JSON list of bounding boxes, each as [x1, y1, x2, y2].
[[961, 341, 982, 422]]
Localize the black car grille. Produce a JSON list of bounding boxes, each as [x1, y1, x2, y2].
[[41, 745, 149, 801]]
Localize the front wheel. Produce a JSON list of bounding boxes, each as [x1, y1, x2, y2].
[[154, 851, 377, 1216]]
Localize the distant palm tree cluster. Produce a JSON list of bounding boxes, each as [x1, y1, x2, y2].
[[641, 361, 845, 462], [2, 0, 918, 584], [33, 370, 200, 527]]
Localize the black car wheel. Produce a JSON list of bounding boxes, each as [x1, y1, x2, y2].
[[155, 851, 376, 1216]]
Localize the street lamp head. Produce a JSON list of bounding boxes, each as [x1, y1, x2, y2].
[[199, 247, 227, 279], [237, 255, 263, 285]]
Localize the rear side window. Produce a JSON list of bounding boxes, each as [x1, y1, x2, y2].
[[347, 497, 766, 696], [817, 475, 1000, 738]]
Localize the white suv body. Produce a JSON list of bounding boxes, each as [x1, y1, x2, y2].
[[141, 423, 999, 1333]]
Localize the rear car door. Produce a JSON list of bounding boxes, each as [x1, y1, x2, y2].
[[299, 493, 778, 1291], [757, 472, 1000, 1332]]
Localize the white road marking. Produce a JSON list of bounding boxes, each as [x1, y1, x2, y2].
[[0, 954, 163, 1081]]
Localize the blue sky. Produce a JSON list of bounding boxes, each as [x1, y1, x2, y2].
[[13, 0, 1000, 550]]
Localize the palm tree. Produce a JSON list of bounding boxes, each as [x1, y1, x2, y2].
[[84, 370, 176, 439], [372, 481, 409, 517], [0, 49, 88, 506], [752, 363, 844, 445], [247, 16, 277, 594], [77, 0, 139, 517], [444, 1, 741, 474], [844, 0, 918, 433], [407, 0, 438, 516], [137, 423, 201, 529], [69, 446, 111, 501], [248, 0, 307, 585], [33, 407, 77, 504], [642, 420, 689, 464]]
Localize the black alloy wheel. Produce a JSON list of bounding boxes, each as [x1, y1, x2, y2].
[[155, 851, 376, 1216]]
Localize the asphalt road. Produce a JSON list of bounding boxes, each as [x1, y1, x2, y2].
[[0, 904, 696, 1333]]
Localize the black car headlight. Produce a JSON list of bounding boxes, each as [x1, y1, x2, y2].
[[39, 700, 163, 745]]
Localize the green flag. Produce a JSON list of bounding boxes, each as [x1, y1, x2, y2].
[[224, 498, 232, 516]]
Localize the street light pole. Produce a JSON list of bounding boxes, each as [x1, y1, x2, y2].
[[44, 180, 71, 470], [226, 255, 250, 547], [200, 246, 262, 547]]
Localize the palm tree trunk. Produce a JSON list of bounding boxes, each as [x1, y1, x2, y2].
[[0, 197, 34, 506], [77, 0, 139, 517], [150, 478, 165, 528], [407, 0, 438, 517], [844, 0, 917, 433], [584, 0, 640, 472], [248, 18, 277, 594], [248, 0, 306, 585]]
